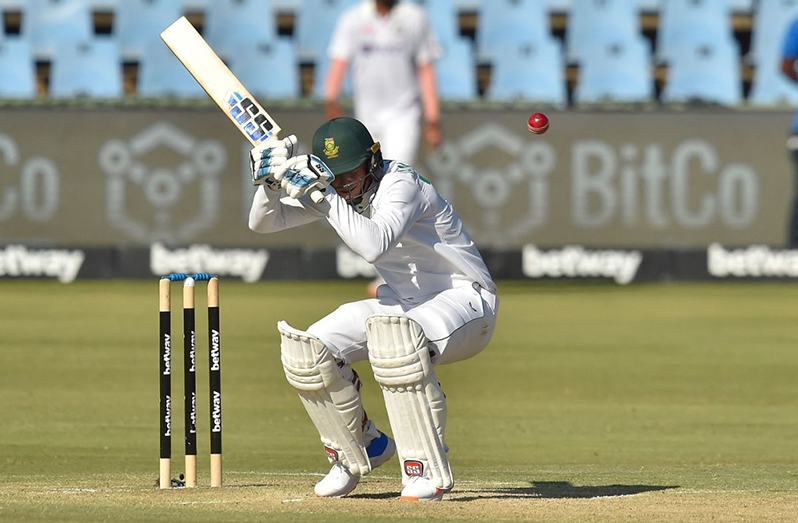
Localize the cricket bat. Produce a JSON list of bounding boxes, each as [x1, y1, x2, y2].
[[160, 17, 324, 203]]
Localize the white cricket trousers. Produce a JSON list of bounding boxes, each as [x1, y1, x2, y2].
[[307, 283, 498, 366]]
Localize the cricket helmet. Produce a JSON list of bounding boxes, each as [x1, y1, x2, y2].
[[312, 117, 384, 213]]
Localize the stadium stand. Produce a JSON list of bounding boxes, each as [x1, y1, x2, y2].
[[295, 0, 358, 62], [749, 0, 798, 68], [115, 0, 182, 60], [414, 0, 458, 49], [657, 0, 732, 63], [21, 0, 93, 58], [137, 38, 204, 97], [574, 35, 652, 104], [50, 38, 122, 98], [0, 37, 36, 98], [311, 53, 352, 99], [662, 36, 742, 106], [436, 37, 477, 100], [487, 39, 566, 105], [566, 0, 641, 64], [204, 0, 277, 57], [227, 40, 299, 99], [476, 0, 551, 62]]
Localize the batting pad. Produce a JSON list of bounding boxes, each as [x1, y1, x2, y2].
[[278, 321, 372, 476], [366, 315, 453, 490]]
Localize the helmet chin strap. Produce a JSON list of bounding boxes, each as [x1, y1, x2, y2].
[[351, 162, 384, 215]]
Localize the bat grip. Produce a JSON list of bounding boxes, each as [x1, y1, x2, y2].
[[310, 188, 325, 204]]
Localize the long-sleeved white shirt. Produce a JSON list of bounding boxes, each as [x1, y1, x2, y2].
[[249, 160, 496, 300]]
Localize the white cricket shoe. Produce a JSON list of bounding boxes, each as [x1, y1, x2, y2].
[[314, 463, 359, 498], [400, 476, 447, 502], [315, 432, 396, 498]]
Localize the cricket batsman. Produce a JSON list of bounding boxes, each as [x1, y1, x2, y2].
[[248, 117, 499, 501]]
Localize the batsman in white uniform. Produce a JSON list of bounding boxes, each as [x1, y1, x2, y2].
[[248, 118, 498, 501], [325, 0, 442, 167]]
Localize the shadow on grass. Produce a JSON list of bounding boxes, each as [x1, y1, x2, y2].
[[350, 491, 402, 500], [450, 481, 679, 502]]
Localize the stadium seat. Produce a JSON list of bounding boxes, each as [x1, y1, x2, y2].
[[115, 0, 182, 60], [477, 0, 551, 62], [204, 0, 277, 57], [137, 39, 205, 97], [566, 0, 641, 63], [295, 0, 358, 62], [436, 36, 477, 100], [21, 0, 93, 59], [414, 0, 458, 48], [50, 38, 122, 98], [0, 38, 36, 98], [749, 0, 798, 69], [486, 39, 566, 105], [312, 54, 352, 99], [750, 61, 798, 106], [662, 37, 742, 106], [575, 35, 652, 104], [657, 0, 732, 63], [227, 40, 299, 99]]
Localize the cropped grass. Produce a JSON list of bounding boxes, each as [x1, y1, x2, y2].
[[1, 280, 796, 522]]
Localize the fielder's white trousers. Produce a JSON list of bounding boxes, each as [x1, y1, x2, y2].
[[308, 283, 498, 366], [357, 108, 421, 167]]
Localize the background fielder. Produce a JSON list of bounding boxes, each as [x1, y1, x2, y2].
[[248, 117, 498, 501]]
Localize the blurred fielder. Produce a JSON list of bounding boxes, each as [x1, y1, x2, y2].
[[248, 117, 498, 501], [324, 0, 442, 167]]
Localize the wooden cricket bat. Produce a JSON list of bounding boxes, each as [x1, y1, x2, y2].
[[160, 17, 324, 203]]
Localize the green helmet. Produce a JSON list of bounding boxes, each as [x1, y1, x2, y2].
[[312, 117, 381, 176]]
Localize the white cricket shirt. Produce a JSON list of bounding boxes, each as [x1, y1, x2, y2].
[[249, 160, 496, 300], [327, 0, 441, 124]]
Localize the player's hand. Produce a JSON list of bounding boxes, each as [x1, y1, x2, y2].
[[250, 134, 298, 188], [279, 154, 335, 200], [424, 120, 442, 150]]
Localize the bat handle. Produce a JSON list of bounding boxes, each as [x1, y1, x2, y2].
[[310, 189, 325, 204]]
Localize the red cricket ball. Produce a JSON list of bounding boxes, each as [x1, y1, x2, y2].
[[527, 113, 549, 134]]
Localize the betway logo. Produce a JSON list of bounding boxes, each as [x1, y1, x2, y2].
[[162, 334, 171, 376], [211, 391, 222, 433], [164, 395, 171, 437], [0, 245, 85, 283], [150, 242, 268, 283], [188, 392, 196, 433], [522, 244, 643, 285], [708, 243, 798, 278], [210, 329, 221, 371]]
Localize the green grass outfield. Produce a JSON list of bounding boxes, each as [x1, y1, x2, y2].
[[1, 280, 796, 523]]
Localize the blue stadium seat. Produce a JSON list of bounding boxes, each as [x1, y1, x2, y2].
[[662, 37, 742, 106], [115, 0, 182, 60], [227, 40, 299, 99], [295, 0, 358, 62], [575, 35, 652, 104], [414, 0, 458, 48], [729, 0, 754, 12], [204, 0, 277, 57], [487, 39, 566, 105], [137, 39, 205, 97], [0, 38, 36, 98], [21, 0, 93, 58], [750, 61, 798, 106], [436, 36, 477, 100], [657, 0, 732, 63], [477, 0, 550, 62], [567, 0, 640, 63], [750, 0, 798, 69], [312, 54, 352, 99], [50, 38, 122, 98]]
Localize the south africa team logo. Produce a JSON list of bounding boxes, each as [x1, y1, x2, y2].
[[323, 137, 339, 159]]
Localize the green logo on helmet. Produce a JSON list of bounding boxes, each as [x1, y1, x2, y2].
[[323, 137, 339, 160]]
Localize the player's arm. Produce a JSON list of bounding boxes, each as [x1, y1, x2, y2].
[[324, 174, 426, 263], [248, 185, 325, 233], [325, 59, 348, 120], [418, 62, 441, 149]]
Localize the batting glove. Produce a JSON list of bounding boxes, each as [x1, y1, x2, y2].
[[280, 154, 335, 200], [250, 134, 298, 189]]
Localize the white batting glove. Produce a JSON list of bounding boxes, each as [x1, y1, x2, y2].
[[250, 134, 298, 189], [280, 154, 335, 200]]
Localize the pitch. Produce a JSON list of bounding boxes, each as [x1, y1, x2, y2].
[[1, 280, 796, 522]]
